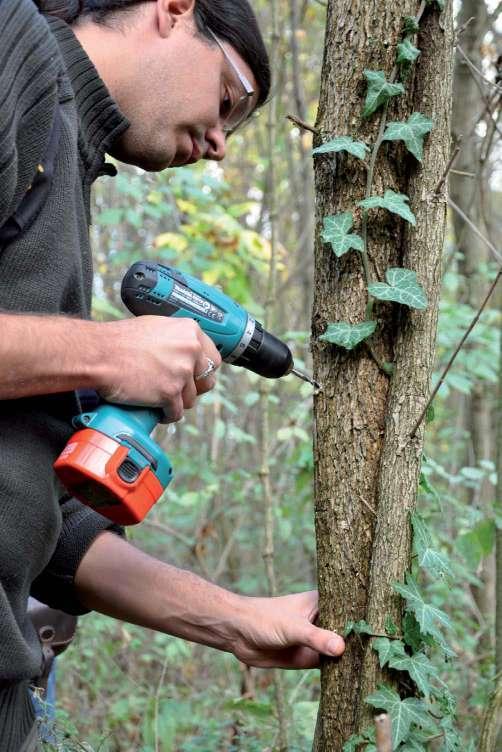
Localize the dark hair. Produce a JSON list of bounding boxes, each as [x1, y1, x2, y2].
[[35, 0, 270, 107]]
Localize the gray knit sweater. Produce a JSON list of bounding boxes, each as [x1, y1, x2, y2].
[[0, 2, 129, 747]]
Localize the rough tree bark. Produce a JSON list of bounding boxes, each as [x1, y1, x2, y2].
[[311, 1, 454, 748]]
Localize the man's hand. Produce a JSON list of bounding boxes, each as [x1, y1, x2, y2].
[[98, 316, 222, 422], [75, 533, 345, 669], [229, 591, 345, 669]]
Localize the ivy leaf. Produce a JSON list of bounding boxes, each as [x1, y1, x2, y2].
[[368, 268, 427, 310], [385, 615, 399, 636], [343, 734, 366, 752], [401, 728, 432, 751], [366, 686, 436, 749], [439, 716, 462, 751], [313, 136, 369, 161], [403, 16, 420, 34], [343, 619, 375, 637], [388, 651, 438, 698], [411, 513, 453, 579], [321, 212, 364, 257], [358, 190, 416, 225], [372, 637, 405, 668], [362, 70, 405, 118], [393, 574, 453, 654], [383, 113, 433, 162], [397, 39, 421, 66], [320, 321, 377, 351], [343, 727, 376, 752], [403, 612, 432, 653], [457, 519, 495, 571]]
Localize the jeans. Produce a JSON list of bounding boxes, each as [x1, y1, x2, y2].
[[31, 658, 57, 744]]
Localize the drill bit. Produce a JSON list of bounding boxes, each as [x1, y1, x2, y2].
[[291, 367, 322, 391]]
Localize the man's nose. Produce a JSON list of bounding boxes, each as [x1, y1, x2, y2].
[[204, 127, 227, 161]]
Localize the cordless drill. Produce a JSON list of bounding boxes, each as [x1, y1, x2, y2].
[[54, 261, 319, 525]]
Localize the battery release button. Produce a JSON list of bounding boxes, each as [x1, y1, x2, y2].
[[117, 458, 141, 484]]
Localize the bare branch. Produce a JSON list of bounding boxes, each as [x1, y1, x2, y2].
[[286, 113, 319, 134], [410, 268, 502, 438], [448, 196, 502, 265]]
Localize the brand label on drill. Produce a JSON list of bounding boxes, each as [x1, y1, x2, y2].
[[170, 283, 225, 322]]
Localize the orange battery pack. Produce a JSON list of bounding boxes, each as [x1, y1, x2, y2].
[[54, 428, 164, 525]]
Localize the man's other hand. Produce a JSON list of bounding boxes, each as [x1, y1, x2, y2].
[[231, 591, 345, 669]]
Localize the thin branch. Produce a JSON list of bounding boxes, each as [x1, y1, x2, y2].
[[286, 113, 319, 135], [447, 196, 502, 265], [410, 268, 502, 438], [457, 46, 502, 93], [434, 140, 462, 194], [488, 1, 502, 25]]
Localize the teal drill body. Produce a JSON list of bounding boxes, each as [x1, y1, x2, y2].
[[56, 261, 296, 523]]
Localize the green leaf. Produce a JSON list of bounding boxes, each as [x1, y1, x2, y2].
[[457, 519, 496, 570], [368, 268, 427, 310], [397, 39, 421, 66], [372, 637, 405, 668], [425, 404, 435, 424], [388, 650, 438, 698], [385, 615, 399, 636], [418, 472, 440, 504], [362, 70, 405, 118], [321, 212, 364, 257], [358, 190, 416, 225], [344, 619, 374, 637], [393, 575, 453, 652], [343, 734, 366, 752], [403, 612, 427, 653], [320, 321, 377, 350], [403, 16, 420, 34], [343, 728, 376, 752], [383, 113, 433, 162], [313, 136, 369, 160], [411, 513, 453, 579], [224, 698, 273, 718], [439, 716, 461, 751], [401, 728, 431, 751], [366, 686, 436, 749]]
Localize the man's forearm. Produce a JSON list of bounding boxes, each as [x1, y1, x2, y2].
[[74, 532, 346, 670], [0, 313, 104, 399], [74, 532, 244, 652]]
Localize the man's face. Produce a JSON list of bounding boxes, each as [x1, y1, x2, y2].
[[106, 8, 259, 172]]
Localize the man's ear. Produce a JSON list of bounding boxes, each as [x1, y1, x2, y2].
[[156, 0, 196, 38]]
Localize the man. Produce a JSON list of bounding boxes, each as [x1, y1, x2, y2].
[[0, 1, 345, 748]]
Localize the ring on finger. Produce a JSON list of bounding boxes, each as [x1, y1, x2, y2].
[[195, 357, 216, 381]]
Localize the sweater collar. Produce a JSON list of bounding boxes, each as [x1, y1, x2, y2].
[[45, 16, 130, 180]]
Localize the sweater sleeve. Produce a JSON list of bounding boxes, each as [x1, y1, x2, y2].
[[0, 0, 61, 229], [30, 498, 126, 615]]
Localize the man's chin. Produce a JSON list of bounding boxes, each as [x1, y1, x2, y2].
[[109, 141, 175, 172]]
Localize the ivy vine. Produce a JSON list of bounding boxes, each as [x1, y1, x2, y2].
[[313, 1, 462, 750]]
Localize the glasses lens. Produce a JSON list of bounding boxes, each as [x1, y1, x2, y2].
[[224, 95, 253, 133]]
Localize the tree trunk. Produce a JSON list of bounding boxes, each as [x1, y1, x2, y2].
[[450, 0, 496, 652], [311, 1, 454, 748]]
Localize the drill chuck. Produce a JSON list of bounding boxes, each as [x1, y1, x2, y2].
[[232, 321, 293, 378]]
